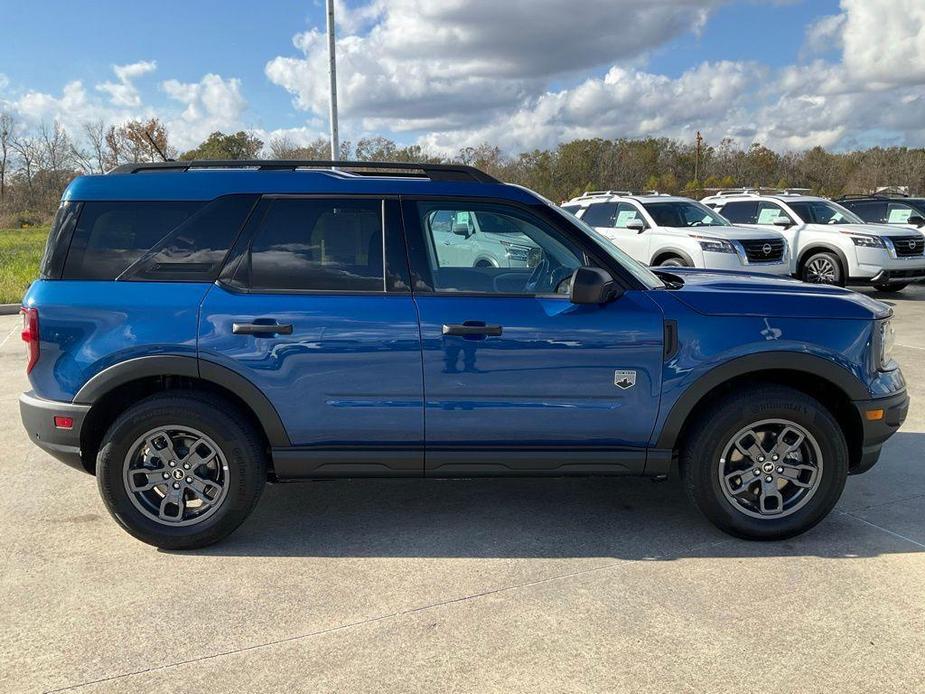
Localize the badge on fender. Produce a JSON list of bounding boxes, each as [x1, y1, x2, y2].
[[614, 370, 636, 390]]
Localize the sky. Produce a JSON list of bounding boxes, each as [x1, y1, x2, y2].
[[0, 0, 923, 155]]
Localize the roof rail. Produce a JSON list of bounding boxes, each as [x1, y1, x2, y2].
[[704, 187, 815, 198], [108, 159, 500, 184], [837, 191, 911, 200], [574, 190, 634, 198]]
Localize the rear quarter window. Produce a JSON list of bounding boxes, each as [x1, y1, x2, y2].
[[717, 201, 757, 224], [63, 201, 205, 280]]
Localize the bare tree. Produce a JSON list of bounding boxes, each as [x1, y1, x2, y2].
[[0, 112, 13, 204]]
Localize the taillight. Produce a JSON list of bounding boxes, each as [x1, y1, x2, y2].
[[20, 307, 39, 374]]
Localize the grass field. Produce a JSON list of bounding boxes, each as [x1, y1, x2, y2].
[[0, 227, 49, 304]]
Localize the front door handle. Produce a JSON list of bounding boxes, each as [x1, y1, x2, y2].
[[442, 323, 503, 337], [232, 322, 293, 335]]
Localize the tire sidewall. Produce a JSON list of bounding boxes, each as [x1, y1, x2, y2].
[[97, 395, 265, 549], [686, 389, 848, 540]]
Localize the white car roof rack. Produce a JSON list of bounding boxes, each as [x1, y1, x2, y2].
[[573, 190, 634, 199]]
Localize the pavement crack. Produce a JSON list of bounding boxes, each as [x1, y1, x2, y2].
[[838, 510, 925, 550], [45, 536, 730, 692]]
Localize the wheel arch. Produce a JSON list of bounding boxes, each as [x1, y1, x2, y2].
[[797, 243, 850, 278], [651, 247, 696, 267], [76, 356, 290, 474], [658, 353, 866, 471]]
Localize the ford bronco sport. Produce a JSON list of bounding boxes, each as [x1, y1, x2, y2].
[[20, 161, 908, 549]]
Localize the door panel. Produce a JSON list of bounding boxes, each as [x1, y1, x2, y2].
[[199, 288, 424, 474], [416, 292, 664, 475]]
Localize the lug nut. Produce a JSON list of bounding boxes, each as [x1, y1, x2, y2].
[[753, 469, 760, 476], [169, 461, 176, 467], [172, 482, 180, 489], [183, 463, 190, 470], [186, 477, 192, 484], [758, 456, 765, 463], [772, 455, 779, 461], [765, 476, 773, 483], [162, 472, 169, 479], [777, 466, 784, 473]]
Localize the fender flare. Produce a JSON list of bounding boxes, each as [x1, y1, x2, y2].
[[797, 243, 850, 277], [655, 351, 868, 450], [74, 355, 291, 446], [651, 247, 696, 267]]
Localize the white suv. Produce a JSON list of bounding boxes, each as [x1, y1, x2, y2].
[[561, 192, 790, 275], [702, 190, 925, 292]]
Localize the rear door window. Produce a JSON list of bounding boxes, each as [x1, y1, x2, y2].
[[717, 201, 757, 223], [242, 198, 385, 292], [580, 202, 618, 227]]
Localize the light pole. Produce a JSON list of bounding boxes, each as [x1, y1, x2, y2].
[[326, 0, 340, 161]]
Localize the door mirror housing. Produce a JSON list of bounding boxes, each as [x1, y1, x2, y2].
[[772, 216, 794, 228], [452, 222, 471, 237], [569, 266, 622, 305], [907, 214, 925, 228], [625, 218, 646, 233]]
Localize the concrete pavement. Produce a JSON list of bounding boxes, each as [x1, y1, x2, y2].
[[1, 287, 924, 693]]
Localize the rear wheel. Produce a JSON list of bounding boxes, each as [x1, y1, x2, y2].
[[96, 393, 267, 549], [800, 251, 844, 286], [681, 386, 848, 540], [873, 282, 908, 292]]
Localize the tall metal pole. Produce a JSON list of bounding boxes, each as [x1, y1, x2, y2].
[[326, 0, 340, 161]]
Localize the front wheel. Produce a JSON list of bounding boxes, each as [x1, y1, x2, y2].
[[681, 386, 848, 540], [873, 282, 908, 293], [657, 256, 690, 268], [96, 393, 267, 549], [800, 251, 844, 286]]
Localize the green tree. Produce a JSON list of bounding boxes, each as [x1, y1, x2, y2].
[[180, 131, 264, 161]]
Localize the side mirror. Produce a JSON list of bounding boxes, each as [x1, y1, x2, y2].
[[772, 216, 794, 228], [625, 218, 646, 233], [907, 215, 925, 228], [452, 222, 471, 237], [569, 266, 622, 305]]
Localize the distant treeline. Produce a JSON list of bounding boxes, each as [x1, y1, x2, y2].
[[2, 112, 923, 226]]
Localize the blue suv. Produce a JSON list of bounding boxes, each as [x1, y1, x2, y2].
[[19, 160, 908, 549]]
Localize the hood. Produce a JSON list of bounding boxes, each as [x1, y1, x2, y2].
[[655, 225, 783, 240], [808, 222, 917, 238], [655, 267, 891, 320]]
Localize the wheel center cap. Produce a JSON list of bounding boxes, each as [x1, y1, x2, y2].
[[762, 462, 774, 473], [172, 469, 184, 480]]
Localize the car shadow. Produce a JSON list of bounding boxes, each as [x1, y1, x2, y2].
[[188, 432, 925, 561]]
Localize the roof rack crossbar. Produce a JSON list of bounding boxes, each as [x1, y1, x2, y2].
[[108, 159, 500, 183]]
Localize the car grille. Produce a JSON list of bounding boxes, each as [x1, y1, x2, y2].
[[889, 236, 924, 257], [740, 238, 785, 262]]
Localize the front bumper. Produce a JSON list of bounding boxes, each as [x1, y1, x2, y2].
[[19, 391, 91, 473], [850, 389, 909, 474], [865, 269, 925, 285]]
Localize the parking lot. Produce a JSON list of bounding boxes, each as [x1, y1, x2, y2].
[[1, 288, 923, 693]]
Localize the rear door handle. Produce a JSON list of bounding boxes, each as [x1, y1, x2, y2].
[[232, 322, 293, 335], [442, 323, 503, 337]]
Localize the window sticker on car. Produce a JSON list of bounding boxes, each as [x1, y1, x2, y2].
[[888, 208, 913, 224], [757, 207, 780, 224], [615, 210, 638, 227]]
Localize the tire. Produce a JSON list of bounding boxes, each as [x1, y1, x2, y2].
[[800, 251, 844, 286], [96, 392, 267, 550], [873, 282, 908, 293], [657, 256, 690, 268], [681, 385, 848, 541]]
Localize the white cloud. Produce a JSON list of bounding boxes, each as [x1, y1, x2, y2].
[[96, 60, 157, 107], [840, 0, 925, 87], [266, 0, 725, 133], [161, 74, 248, 149]]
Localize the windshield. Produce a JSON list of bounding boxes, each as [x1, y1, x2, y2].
[[550, 204, 665, 289], [788, 200, 864, 225], [642, 200, 730, 228]]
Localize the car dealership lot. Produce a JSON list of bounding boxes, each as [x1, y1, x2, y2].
[[2, 289, 924, 694]]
